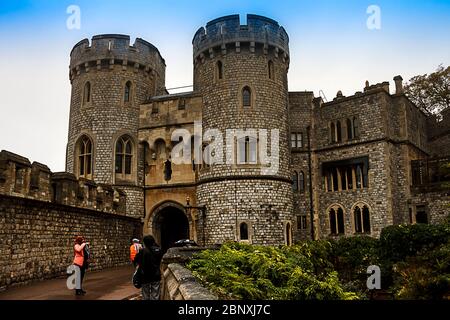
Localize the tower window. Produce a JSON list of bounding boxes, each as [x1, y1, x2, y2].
[[285, 222, 292, 246], [83, 82, 91, 105], [292, 171, 299, 191], [268, 60, 274, 80], [115, 136, 133, 177], [77, 135, 93, 179], [240, 222, 249, 240], [238, 136, 257, 164], [297, 215, 307, 230], [242, 86, 252, 107], [291, 133, 303, 148], [124, 81, 132, 103], [299, 171, 305, 193], [217, 61, 223, 80]]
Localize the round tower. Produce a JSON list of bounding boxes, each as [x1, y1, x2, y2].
[[66, 34, 166, 218], [193, 15, 294, 245]]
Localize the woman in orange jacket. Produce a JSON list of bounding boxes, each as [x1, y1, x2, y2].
[[73, 236, 88, 296]]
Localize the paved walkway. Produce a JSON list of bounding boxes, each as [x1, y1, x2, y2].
[[0, 265, 140, 300]]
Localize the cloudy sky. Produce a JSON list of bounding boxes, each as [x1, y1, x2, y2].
[[1, 0, 449, 171]]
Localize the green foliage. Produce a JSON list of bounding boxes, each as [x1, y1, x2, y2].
[[187, 242, 358, 300], [379, 223, 450, 264], [404, 64, 450, 115], [392, 242, 450, 300], [188, 220, 450, 300], [330, 236, 379, 295]]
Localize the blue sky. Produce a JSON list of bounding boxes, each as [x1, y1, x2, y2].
[[1, 0, 449, 171]]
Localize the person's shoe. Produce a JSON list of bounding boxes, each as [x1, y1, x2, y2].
[[75, 289, 82, 296]]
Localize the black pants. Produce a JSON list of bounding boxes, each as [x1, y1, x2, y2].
[[80, 265, 86, 289]]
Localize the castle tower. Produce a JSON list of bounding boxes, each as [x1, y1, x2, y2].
[[193, 15, 294, 245], [66, 34, 166, 218]]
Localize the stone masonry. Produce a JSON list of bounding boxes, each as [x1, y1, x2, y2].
[[63, 14, 449, 246], [0, 150, 142, 290]]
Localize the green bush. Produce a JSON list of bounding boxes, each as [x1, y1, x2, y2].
[[187, 218, 450, 300], [378, 222, 450, 288], [329, 236, 379, 295], [391, 242, 450, 300], [379, 223, 450, 264], [187, 242, 358, 300]]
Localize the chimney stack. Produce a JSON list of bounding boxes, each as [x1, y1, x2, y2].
[[393, 75, 404, 94]]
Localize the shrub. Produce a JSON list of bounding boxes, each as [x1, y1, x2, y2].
[[330, 236, 379, 295], [392, 242, 450, 300], [378, 222, 450, 288], [187, 242, 358, 300]]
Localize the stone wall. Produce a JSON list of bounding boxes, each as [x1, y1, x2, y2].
[[410, 189, 450, 224], [160, 247, 218, 300], [289, 92, 314, 241], [0, 194, 142, 290]]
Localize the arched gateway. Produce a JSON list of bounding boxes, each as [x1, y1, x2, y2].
[[150, 202, 190, 252]]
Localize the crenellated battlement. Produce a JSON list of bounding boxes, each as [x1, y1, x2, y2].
[[192, 14, 289, 61], [69, 34, 165, 81], [0, 150, 127, 215]]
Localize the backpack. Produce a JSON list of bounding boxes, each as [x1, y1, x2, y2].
[[83, 244, 91, 269]]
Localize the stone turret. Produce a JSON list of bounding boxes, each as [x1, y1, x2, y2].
[[193, 14, 294, 246], [66, 35, 166, 218]]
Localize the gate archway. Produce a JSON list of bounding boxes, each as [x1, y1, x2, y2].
[[151, 202, 189, 252]]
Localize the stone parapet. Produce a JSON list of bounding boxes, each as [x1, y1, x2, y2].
[[193, 14, 289, 61]]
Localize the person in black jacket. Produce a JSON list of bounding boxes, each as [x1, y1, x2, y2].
[[134, 235, 163, 300]]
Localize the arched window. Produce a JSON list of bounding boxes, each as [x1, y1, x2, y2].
[[242, 86, 252, 107], [155, 139, 166, 160], [330, 122, 336, 143], [329, 208, 337, 235], [353, 117, 360, 138], [286, 222, 292, 246], [329, 206, 345, 235], [124, 81, 132, 103], [77, 135, 93, 179], [299, 171, 305, 193], [336, 121, 342, 142], [240, 222, 249, 240], [292, 171, 299, 191], [268, 60, 274, 79], [217, 61, 223, 80], [354, 204, 371, 233], [346, 118, 353, 140], [83, 82, 91, 105], [238, 136, 257, 164], [115, 136, 133, 176], [354, 206, 362, 233]]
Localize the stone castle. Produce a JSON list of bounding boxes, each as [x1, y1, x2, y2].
[[2, 14, 450, 263]]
